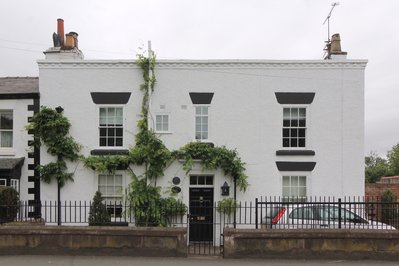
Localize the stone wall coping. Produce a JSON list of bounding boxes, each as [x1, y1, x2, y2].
[[224, 228, 399, 239], [0, 226, 186, 237]]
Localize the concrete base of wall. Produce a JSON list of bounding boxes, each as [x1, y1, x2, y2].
[[0, 226, 187, 257], [223, 228, 399, 260]]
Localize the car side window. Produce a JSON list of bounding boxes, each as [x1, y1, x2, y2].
[[317, 206, 367, 223], [317, 206, 339, 221], [289, 207, 314, 220]]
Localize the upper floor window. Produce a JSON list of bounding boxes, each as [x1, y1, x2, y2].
[[155, 114, 169, 132], [99, 107, 123, 147], [195, 106, 208, 140], [0, 110, 13, 148], [283, 107, 306, 148]]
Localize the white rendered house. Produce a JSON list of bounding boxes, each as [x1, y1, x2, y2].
[[33, 20, 367, 232]]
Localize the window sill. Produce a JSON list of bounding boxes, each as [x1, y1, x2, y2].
[[276, 150, 315, 156], [155, 131, 173, 135], [0, 149, 15, 156], [91, 149, 129, 155]]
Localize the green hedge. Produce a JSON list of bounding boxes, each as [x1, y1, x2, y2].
[[0, 186, 19, 223]]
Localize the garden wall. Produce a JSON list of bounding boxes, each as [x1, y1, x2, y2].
[[0, 226, 187, 257], [223, 228, 399, 260]]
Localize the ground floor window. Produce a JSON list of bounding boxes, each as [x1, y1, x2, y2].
[[10, 179, 19, 193], [98, 174, 123, 218], [0, 178, 6, 187], [282, 175, 306, 201], [190, 175, 213, 185]]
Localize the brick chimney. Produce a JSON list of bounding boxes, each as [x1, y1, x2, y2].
[[325, 33, 347, 60], [44, 18, 84, 60]]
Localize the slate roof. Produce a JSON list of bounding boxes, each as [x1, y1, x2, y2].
[[0, 77, 39, 95], [0, 157, 24, 170]]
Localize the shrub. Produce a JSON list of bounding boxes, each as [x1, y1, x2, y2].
[[381, 189, 397, 224], [88, 191, 111, 226], [0, 186, 19, 223], [217, 198, 240, 215]]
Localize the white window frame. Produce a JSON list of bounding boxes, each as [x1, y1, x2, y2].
[[10, 179, 19, 193], [194, 105, 210, 141], [0, 178, 6, 187], [189, 175, 214, 187], [154, 113, 171, 133], [98, 174, 124, 218], [98, 106, 124, 148], [282, 175, 307, 201], [281, 106, 308, 149], [0, 110, 13, 148]]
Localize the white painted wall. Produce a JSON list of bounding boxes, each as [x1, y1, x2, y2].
[[0, 98, 34, 201], [37, 58, 367, 206]]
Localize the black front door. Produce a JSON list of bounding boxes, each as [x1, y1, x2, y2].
[[189, 188, 214, 242]]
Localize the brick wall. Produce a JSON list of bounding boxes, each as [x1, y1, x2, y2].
[[365, 183, 399, 198]]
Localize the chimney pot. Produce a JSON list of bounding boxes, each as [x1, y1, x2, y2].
[[57, 18, 65, 46]]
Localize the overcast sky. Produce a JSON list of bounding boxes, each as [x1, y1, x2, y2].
[[0, 0, 398, 157]]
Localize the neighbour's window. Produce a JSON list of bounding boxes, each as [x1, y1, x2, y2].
[[195, 106, 208, 140], [99, 107, 123, 147], [155, 114, 169, 132], [10, 179, 19, 193], [283, 107, 306, 148], [0, 110, 13, 148], [282, 175, 306, 201], [98, 174, 123, 218], [0, 179, 6, 186]]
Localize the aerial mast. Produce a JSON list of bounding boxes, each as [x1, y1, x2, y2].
[[323, 2, 340, 59]]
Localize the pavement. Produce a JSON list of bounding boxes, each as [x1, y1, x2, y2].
[[0, 256, 398, 266]]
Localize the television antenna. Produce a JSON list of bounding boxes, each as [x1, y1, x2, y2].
[[323, 2, 340, 43]]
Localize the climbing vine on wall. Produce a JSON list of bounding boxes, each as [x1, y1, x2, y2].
[[130, 50, 172, 181], [28, 106, 81, 186], [173, 142, 249, 192]]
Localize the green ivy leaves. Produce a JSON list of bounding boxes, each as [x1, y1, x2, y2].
[[28, 107, 81, 188], [174, 142, 249, 192]]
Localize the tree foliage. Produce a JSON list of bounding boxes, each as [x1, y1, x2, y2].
[[365, 152, 389, 183], [365, 144, 399, 183], [387, 143, 399, 175]]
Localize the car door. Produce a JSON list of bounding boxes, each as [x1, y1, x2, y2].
[[287, 206, 324, 229]]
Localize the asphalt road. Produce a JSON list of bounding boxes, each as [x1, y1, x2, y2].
[[0, 256, 398, 266]]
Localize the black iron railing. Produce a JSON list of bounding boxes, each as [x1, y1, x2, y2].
[[1, 197, 398, 231], [256, 196, 399, 230]]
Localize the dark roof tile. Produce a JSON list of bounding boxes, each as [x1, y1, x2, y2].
[[0, 77, 39, 94]]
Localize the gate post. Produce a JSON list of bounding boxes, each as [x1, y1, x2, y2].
[[338, 198, 342, 229], [255, 198, 258, 229]]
